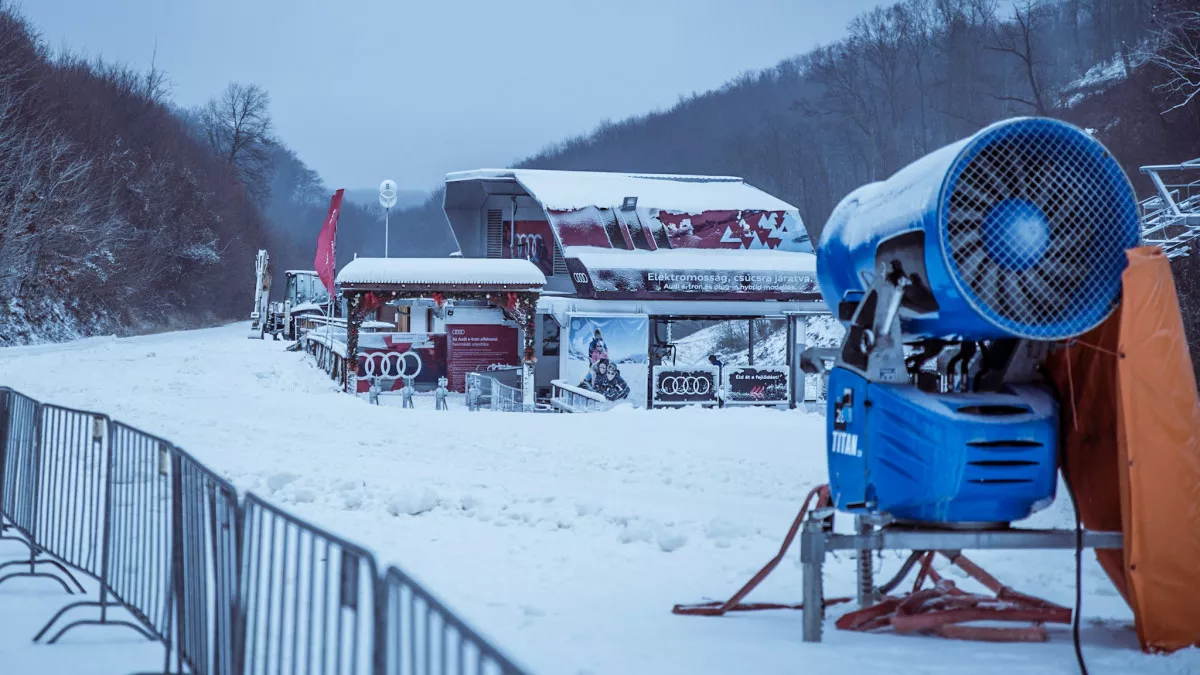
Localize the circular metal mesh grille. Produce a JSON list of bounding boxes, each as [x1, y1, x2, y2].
[[941, 119, 1139, 340]]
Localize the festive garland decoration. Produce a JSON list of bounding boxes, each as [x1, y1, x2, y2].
[[342, 289, 541, 374]]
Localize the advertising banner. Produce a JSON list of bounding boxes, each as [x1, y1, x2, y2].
[[651, 366, 719, 407], [355, 333, 446, 393], [563, 314, 649, 407], [724, 366, 790, 406], [641, 270, 818, 295], [446, 324, 519, 392], [503, 220, 556, 276]]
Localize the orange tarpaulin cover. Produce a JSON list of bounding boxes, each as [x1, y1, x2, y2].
[[1050, 246, 1200, 653]]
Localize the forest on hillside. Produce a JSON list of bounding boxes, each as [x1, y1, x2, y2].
[[0, 4, 270, 343], [0, 2, 400, 344]]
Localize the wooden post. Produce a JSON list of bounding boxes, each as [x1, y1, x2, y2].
[[521, 293, 537, 411], [346, 293, 363, 395]]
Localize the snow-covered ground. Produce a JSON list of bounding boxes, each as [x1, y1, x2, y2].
[[1, 323, 1197, 675], [0, 538, 165, 674]]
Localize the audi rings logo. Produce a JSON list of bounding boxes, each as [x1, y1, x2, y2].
[[658, 374, 712, 396], [362, 351, 423, 380]]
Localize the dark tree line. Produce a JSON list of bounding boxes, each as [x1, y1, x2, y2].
[[0, 3, 269, 344], [0, 3, 441, 344]]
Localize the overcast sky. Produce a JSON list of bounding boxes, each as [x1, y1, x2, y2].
[[24, 0, 891, 192]]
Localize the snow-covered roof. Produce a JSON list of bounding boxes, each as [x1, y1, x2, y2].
[[445, 168, 796, 213], [563, 246, 817, 274], [335, 257, 546, 289]]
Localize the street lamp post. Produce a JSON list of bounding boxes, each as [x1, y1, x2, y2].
[[379, 179, 398, 257]]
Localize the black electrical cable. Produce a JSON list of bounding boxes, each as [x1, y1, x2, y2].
[[1041, 363, 1090, 675], [1059, 448, 1090, 675]]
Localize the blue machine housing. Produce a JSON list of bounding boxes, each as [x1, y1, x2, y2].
[[817, 117, 1141, 341], [826, 368, 1058, 524], [815, 117, 1140, 525]]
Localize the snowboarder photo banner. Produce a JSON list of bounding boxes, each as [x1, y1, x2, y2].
[[563, 314, 649, 406]]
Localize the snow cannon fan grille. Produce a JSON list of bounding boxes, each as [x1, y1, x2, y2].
[[941, 119, 1140, 340]]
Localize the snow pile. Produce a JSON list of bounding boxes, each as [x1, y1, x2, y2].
[[1059, 50, 1147, 108], [1, 323, 1196, 675], [0, 297, 115, 347], [0, 539, 165, 675]]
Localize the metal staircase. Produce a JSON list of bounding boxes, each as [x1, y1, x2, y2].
[[1140, 159, 1200, 259]]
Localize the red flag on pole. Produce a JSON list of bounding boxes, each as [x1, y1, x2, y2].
[[314, 189, 344, 296]]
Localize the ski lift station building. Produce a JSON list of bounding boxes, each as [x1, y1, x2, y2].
[[329, 169, 829, 409]]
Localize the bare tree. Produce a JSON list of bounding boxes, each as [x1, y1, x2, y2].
[[141, 41, 170, 104], [1147, 10, 1200, 114], [199, 82, 275, 201], [988, 0, 1051, 115]]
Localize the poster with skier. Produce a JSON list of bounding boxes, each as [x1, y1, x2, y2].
[[563, 314, 648, 406]]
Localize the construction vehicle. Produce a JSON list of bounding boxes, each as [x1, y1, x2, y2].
[[278, 269, 332, 340], [248, 249, 272, 339], [249, 249, 334, 341]]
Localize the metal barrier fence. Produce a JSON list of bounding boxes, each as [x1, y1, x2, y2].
[[465, 372, 523, 412], [173, 443, 241, 675], [0, 388, 40, 547], [0, 385, 531, 675], [381, 566, 525, 675], [34, 420, 173, 648], [239, 494, 380, 675]]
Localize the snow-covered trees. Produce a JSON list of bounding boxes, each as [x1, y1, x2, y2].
[[0, 3, 268, 343], [1148, 8, 1200, 114]]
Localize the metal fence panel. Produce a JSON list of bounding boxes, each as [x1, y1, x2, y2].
[[466, 373, 522, 413], [106, 422, 175, 642], [174, 446, 241, 675], [0, 388, 39, 538], [34, 404, 109, 577], [239, 494, 380, 675], [381, 567, 528, 675]]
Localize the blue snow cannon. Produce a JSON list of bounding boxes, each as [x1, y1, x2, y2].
[[815, 117, 1140, 525]]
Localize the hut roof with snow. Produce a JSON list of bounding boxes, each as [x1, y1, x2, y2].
[[335, 257, 545, 293]]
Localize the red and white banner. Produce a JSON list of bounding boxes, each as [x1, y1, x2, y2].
[[446, 324, 518, 392], [314, 189, 344, 296]]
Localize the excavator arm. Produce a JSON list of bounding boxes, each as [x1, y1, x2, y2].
[[248, 249, 270, 339]]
